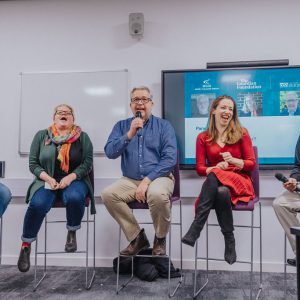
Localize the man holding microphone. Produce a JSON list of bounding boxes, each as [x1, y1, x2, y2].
[[101, 86, 177, 256], [273, 135, 300, 266]]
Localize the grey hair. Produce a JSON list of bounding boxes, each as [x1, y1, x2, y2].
[[285, 91, 299, 100], [130, 86, 153, 99], [53, 104, 75, 120]]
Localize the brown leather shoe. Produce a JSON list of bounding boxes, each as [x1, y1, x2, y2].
[[120, 228, 150, 256], [152, 235, 166, 256]]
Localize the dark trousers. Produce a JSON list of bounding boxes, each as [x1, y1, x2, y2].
[[22, 180, 88, 243], [196, 173, 234, 235]]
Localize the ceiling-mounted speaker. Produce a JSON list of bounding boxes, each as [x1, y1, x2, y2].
[[129, 13, 144, 38]]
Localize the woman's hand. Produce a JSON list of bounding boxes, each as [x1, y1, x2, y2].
[[47, 177, 59, 190], [206, 162, 229, 174], [216, 161, 229, 170], [220, 152, 234, 163], [220, 152, 244, 169], [59, 173, 77, 189], [40, 171, 59, 190]]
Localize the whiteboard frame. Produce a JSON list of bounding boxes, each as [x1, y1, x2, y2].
[[18, 69, 129, 157]]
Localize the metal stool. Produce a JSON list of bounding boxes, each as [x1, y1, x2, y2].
[[116, 156, 183, 297], [194, 146, 262, 299], [34, 172, 96, 291], [284, 233, 297, 297]]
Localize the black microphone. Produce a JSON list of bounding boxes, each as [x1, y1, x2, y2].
[[135, 111, 142, 136], [275, 173, 300, 192]]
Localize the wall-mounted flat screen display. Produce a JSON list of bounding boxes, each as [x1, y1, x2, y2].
[[162, 66, 300, 169]]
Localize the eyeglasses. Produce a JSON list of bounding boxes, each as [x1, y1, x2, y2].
[[131, 97, 152, 104], [55, 110, 73, 116]]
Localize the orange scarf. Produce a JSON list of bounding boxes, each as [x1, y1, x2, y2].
[[49, 124, 81, 173]]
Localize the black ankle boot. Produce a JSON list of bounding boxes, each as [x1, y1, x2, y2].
[[17, 244, 31, 272], [181, 219, 202, 247], [224, 233, 236, 265], [65, 230, 77, 252]]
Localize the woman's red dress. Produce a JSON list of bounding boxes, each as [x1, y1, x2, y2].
[[194, 129, 256, 211]]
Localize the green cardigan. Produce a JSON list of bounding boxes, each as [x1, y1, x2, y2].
[[25, 129, 96, 214]]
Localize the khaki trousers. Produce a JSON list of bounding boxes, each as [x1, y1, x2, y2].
[[273, 190, 300, 254], [101, 175, 175, 242]]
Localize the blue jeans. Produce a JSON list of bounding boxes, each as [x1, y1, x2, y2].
[[0, 183, 12, 218], [22, 180, 88, 243]]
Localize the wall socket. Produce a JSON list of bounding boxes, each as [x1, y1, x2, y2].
[[0, 161, 5, 178]]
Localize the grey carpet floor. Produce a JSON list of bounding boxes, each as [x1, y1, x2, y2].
[[0, 265, 297, 299]]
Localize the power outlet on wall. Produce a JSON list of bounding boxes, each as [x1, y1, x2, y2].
[[0, 161, 5, 178]]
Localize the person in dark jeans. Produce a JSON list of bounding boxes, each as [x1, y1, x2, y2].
[[17, 104, 95, 273], [0, 183, 11, 217]]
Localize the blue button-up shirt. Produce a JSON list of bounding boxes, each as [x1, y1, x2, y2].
[[104, 115, 177, 181]]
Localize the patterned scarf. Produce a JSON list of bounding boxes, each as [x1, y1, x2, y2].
[[48, 124, 81, 173]]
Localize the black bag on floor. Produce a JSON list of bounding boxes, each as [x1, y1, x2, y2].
[[113, 256, 132, 275], [113, 248, 181, 281], [154, 256, 181, 278], [134, 249, 159, 281]]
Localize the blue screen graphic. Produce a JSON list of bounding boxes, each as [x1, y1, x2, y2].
[[162, 66, 300, 168]]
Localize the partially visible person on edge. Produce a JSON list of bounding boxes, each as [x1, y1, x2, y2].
[[101, 86, 177, 256], [0, 183, 12, 217], [192, 94, 210, 118], [182, 95, 256, 265], [280, 91, 300, 116], [240, 94, 258, 117], [17, 104, 95, 273], [273, 135, 300, 267]]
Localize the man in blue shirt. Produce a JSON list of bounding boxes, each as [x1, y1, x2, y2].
[[101, 86, 177, 256]]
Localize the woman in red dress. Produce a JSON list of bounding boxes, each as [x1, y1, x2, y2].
[[182, 95, 256, 264]]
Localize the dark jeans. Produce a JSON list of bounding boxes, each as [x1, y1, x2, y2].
[[22, 180, 88, 243], [196, 173, 234, 234], [0, 183, 11, 218]]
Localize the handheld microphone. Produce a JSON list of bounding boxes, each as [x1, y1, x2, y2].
[[275, 173, 300, 192], [135, 111, 142, 136]]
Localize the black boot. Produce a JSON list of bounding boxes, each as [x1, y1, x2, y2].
[[181, 219, 203, 247], [182, 174, 219, 247], [224, 233, 236, 265], [65, 230, 77, 252], [17, 244, 31, 272]]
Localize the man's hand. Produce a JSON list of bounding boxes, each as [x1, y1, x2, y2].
[[135, 177, 151, 203], [127, 118, 144, 140], [59, 173, 77, 189], [284, 177, 298, 192]]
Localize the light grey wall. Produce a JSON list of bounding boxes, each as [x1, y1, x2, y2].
[[0, 0, 299, 271]]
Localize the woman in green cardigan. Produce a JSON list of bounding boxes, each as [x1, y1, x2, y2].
[[18, 104, 95, 273]]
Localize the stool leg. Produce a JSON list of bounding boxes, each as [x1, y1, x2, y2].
[[33, 216, 47, 291], [193, 222, 208, 298], [284, 233, 287, 297], [85, 208, 96, 290]]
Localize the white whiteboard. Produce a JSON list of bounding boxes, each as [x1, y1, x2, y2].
[[19, 70, 128, 156]]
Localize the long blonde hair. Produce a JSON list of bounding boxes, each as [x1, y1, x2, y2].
[[207, 95, 243, 144]]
